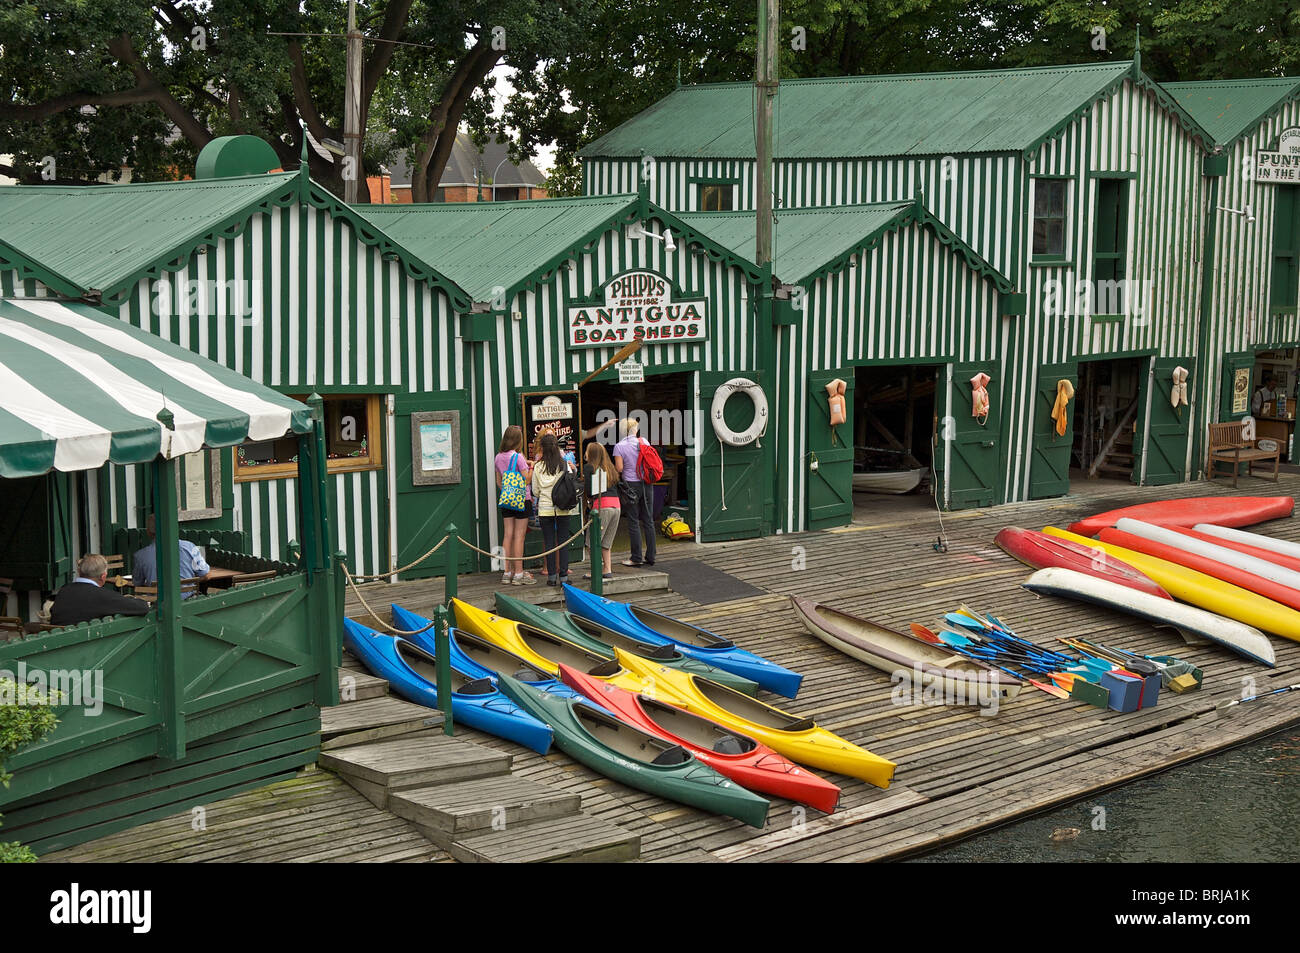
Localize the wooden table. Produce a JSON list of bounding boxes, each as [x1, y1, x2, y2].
[[202, 567, 242, 592]]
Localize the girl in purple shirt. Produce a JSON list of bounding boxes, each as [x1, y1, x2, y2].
[[495, 425, 536, 585]]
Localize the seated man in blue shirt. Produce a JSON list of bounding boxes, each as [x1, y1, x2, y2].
[[132, 515, 210, 598]]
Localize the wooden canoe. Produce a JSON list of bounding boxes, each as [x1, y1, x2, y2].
[[790, 597, 1022, 706]]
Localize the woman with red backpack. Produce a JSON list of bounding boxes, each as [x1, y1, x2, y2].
[[612, 418, 657, 567]]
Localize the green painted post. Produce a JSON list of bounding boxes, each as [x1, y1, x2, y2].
[[298, 395, 340, 707], [152, 410, 186, 760], [434, 604, 454, 735], [444, 522, 459, 605], [589, 512, 603, 596]]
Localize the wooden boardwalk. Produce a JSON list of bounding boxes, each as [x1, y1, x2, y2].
[[390, 475, 1300, 862], [43, 474, 1300, 862]]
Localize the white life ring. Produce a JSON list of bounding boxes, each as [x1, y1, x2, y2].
[[711, 378, 768, 447]]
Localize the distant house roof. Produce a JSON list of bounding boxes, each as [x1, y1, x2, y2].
[[1163, 77, 1300, 147], [676, 201, 1013, 291], [0, 171, 468, 307], [357, 194, 761, 302], [389, 133, 546, 190], [581, 60, 1212, 160]]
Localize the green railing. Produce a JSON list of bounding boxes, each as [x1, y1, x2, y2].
[[0, 553, 341, 806]]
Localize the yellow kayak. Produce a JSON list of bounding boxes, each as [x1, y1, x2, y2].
[[449, 598, 703, 700], [611, 648, 896, 788], [1042, 526, 1300, 643]]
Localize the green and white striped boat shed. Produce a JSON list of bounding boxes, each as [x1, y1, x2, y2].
[[0, 167, 468, 583], [582, 58, 1300, 506]]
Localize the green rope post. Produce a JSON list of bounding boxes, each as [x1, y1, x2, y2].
[[589, 513, 603, 597], [434, 604, 454, 735], [444, 523, 459, 605]]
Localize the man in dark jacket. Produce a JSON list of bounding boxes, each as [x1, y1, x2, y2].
[[50, 555, 149, 627]]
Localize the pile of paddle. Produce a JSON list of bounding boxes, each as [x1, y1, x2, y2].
[[911, 606, 1160, 704]]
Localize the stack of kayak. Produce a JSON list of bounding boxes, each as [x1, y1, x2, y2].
[[999, 495, 1299, 676], [342, 588, 898, 830]]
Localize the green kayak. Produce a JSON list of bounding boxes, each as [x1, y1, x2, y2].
[[495, 672, 770, 828], [493, 591, 762, 696]]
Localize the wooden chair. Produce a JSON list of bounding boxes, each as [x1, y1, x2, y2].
[[104, 554, 131, 589], [1208, 420, 1282, 488], [133, 578, 202, 603], [229, 570, 277, 587], [0, 577, 19, 641]]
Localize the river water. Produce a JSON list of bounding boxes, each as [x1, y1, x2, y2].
[[909, 725, 1300, 863]]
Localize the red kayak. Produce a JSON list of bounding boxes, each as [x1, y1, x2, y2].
[[557, 663, 841, 814], [1068, 496, 1294, 537], [1162, 525, 1300, 574], [995, 526, 1171, 600], [1097, 526, 1300, 613]]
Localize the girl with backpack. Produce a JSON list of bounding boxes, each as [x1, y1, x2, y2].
[[612, 417, 656, 567], [495, 425, 536, 585], [584, 441, 621, 581], [532, 432, 579, 586]]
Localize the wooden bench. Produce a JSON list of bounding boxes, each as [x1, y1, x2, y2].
[[1208, 420, 1281, 487]]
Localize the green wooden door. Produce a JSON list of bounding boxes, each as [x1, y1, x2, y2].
[[937, 362, 1002, 510], [698, 370, 769, 540], [806, 370, 855, 531], [393, 393, 476, 579], [1028, 362, 1078, 499], [1137, 357, 1195, 486]]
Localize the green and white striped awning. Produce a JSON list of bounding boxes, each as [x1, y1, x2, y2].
[[0, 298, 315, 479]]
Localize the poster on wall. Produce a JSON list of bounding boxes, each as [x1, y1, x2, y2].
[[1256, 127, 1300, 184], [410, 410, 460, 486], [1232, 367, 1251, 415], [521, 390, 582, 460], [566, 270, 708, 348]]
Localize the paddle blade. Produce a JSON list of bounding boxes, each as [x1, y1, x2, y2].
[[909, 623, 943, 644]]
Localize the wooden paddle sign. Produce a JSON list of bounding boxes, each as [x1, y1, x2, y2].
[[521, 389, 582, 460]]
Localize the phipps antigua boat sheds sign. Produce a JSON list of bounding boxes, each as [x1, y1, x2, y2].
[[567, 270, 708, 348]]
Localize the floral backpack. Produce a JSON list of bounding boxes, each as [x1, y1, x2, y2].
[[498, 452, 526, 512]]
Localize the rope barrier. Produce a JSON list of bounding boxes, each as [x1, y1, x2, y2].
[[346, 532, 450, 583], [341, 564, 440, 635], [453, 516, 593, 560], [339, 516, 593, 636]]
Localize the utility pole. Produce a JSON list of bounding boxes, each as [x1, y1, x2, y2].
[[343, 0, 363, 203], [755, 0, 779, 534], [755, 0, 778, 267]]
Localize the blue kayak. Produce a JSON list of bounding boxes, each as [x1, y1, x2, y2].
[[342, 617, 553, 754], [562, 584, 804, 698], [391, 604, 590, 704]]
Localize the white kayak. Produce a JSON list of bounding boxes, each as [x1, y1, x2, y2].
[[1117, 518, 1300, 591], [1022, 567, 1277, 668], [1194, 523, 1300, 562]]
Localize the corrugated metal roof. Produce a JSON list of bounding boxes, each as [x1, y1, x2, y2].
[[1163, 77, 1300, 146], [582, 62, 1136, 159], [0, 173, 299, 297], [676, 201, 1011, 290], [387, 133, 547, 189], [357, 195, 640, 300]]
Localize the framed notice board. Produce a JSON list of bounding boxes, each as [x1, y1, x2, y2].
[[521, 389, 582, 459]]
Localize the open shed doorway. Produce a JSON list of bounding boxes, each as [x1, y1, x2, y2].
[[853, 364, 935, 498], [1072, 357, 1144, 482]]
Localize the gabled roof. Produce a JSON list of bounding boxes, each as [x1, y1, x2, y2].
[[0, 297, 313, 478], [356, 194, 762, 303], [675, 200, 1013, 292], [581, 60, 1211, 161], [1163, 77, 1300, 147], [0, 171, 470, 309], [387, 133, 547, 189]]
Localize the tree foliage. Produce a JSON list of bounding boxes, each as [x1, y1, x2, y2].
[[2, 1, 1298, 199], [0, 679, 60, 863]]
